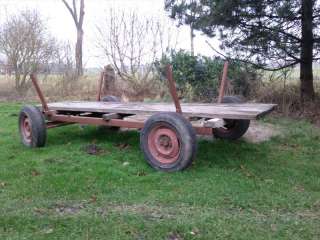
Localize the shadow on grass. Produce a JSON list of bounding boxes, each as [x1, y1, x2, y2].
[[46, 124, 272, 172]]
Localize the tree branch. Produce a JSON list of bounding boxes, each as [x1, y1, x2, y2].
[[61, 0, 78, 26], [72, 0, 78, 22], [205, 40, 299, 71], [78, 0, 85, 28]]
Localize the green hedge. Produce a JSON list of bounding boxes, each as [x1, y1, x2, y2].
[[155, 50, 259, 102]]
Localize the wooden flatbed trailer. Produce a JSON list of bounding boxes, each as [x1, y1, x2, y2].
[[18, 64, 276, 172]]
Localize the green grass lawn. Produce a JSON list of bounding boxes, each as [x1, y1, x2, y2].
[[0, 103, 319, 239]]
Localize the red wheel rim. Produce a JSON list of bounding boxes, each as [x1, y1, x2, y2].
[[148, 124, 180, 164], [21, 116, 32, 143]]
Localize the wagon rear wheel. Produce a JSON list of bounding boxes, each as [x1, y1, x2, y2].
[[213, 96, 250, 140], [140, 112, 197, 172], [102, 95, 120, 102], [19, 106, 47, 148]]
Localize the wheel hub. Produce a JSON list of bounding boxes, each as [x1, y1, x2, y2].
[[148, 126, 180, 164], [21, 116, 32, 143]]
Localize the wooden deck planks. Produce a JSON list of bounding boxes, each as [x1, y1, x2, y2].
[[46, 101, 276, 120]]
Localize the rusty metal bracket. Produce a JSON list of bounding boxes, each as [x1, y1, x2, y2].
[[166, 65, 182, 114]]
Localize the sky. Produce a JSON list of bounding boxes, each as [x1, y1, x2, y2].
[[0, 0, 220, 68]]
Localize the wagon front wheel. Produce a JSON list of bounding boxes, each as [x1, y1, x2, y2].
[[19, 106, 47, 148], [140, 112, 197, 172]]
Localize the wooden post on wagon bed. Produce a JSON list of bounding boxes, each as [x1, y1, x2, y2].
[[165, 65, 182, 114], [218, 61, 229, 104], [96, 72, 104, 101], [103, 65, 116, 95], [97, 65, 118, 102], [30, 73, 49, 113]]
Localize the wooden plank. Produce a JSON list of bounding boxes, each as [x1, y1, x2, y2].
[[47, 101, 277, 120], [123, 114, 151, 122]]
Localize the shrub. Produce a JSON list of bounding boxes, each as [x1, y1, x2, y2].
[[155, 50, 260, 102]]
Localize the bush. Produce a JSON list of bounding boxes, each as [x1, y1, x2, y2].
[[155, 50, 260, 102]]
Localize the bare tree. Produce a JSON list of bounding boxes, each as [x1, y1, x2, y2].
[[56, 41, 75, 73], [96, 10, 178, 96], [62, 0, 85, 76], [0, 10, 57, 94]]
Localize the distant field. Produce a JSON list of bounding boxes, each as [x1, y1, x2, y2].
[[0, 65, 319, 103], [262, 65, 320, 82], [0, 74, 100, 101]]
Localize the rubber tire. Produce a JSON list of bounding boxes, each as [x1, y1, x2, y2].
[[213, 96, 250, 140], [102, 95, 120, 102], [140, 112, 197, 172], [19, 105, 47, 148]]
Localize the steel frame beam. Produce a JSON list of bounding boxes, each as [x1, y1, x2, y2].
[[47, 114, 212, 135]]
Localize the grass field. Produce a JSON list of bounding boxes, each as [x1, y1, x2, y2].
[[0, 103, 320, 239]]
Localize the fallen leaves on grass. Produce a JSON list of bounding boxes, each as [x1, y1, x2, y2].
[[89, 195, 97, 203], [34, 207, 47, 215], [96, 203, 177, 220], [44, 158, 64, 164], [0, 181, 7, 188], [50, 197, 98, 216], [54, 202, 86, 215], [31, 170, 41, 177], [137, 170, 147, 177], [83, 144, 107, 156], [278, 143, 301, 151], [42, 228, 54, 234], [189, 227, 200, 236], [271, 224, 277, 232], [294, 185, 305, 192], [114, 143, 130, 150], [312, 200, 320, 210], [240, 165, 256, 178], [167, 232, 184, 240]]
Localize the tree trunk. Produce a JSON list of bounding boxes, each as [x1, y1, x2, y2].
[[61, 0, 85, 76], [15, 72, 21, 92], [190, 25, 195, 56], [300, 0, 315, 102], [75, 27, 83, 76], [14, 64, 22, 93]]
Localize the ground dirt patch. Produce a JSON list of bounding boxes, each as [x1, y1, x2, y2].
[[200, 120, 281, 143], [243, 121, 282, 143]]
